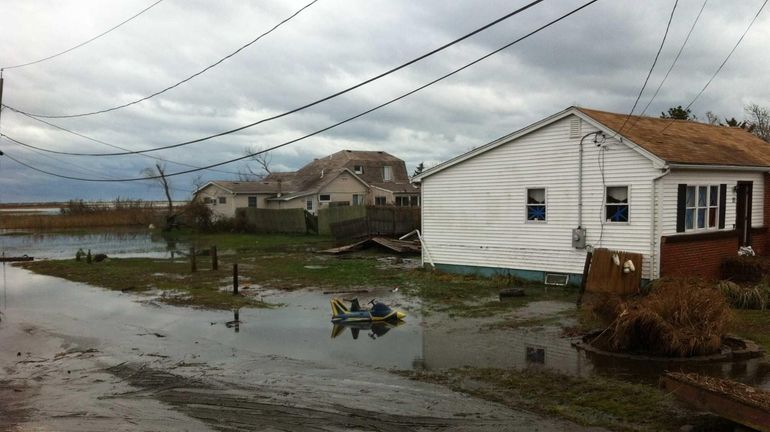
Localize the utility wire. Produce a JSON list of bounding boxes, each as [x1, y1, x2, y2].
[[0, 0, 601, 183], [5, 0, 546, 156], [626, 0, 707, 130], [660, 0, 768, 133], [11, 0, 319, 118], [617, 0, 679, 134], [1, 0, 164, 70], [1, 105, 243, 175]]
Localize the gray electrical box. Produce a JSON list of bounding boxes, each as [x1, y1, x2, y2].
[[572, 227, 586, 249]]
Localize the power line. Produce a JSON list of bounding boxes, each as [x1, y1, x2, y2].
[[660, 0, 768, 133], [617, 0, 679, 134], [0, 0, 601, 183], [1, 0, 164, 70], [1, 105, 243, 175], [627, 0, 707, 129], [5, 0, 546, 157], [11, 0, 319, 118]]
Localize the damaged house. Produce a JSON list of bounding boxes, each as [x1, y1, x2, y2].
[[414, 106, 770, 283], [194, 150, 419, 218]]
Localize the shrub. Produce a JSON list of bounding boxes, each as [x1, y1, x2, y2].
[[718, 280, 770, 310], [590, 278, 732, 357]]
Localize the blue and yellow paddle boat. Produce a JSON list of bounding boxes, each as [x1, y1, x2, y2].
[[330, 297, 406, 324]]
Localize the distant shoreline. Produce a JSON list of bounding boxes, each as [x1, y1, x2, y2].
[[0, 201, 189, 209]]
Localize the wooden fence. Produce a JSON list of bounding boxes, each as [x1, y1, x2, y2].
[[235, 208, 308, 234], [326, 206, 420, 240]]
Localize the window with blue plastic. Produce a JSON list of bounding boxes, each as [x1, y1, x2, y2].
[[526, 188, 546, 221], [605, 186, 629, 223]]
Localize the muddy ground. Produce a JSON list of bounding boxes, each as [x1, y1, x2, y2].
[[0, 318, 606, 431]]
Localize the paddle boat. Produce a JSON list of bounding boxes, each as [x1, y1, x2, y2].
[[330, 297, 406, 324]]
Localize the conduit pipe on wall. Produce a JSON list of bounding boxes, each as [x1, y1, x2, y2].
[[578, 131, 603, 229]]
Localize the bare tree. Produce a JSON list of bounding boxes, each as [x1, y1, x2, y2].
[[745, 103, 770, 142], [191, 174, 206, 196], [705, 111, 720, 125], [240, 145, 273, 180], [142, 163, 176, 230]]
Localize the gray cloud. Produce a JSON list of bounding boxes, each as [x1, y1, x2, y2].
[[0, 0, 768, 202]]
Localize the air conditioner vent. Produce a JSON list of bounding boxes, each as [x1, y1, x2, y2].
[[569, 118, 582, 139], [544, 273, 569, 286]]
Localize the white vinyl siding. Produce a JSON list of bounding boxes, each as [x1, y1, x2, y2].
[[660, 170, 764, 235], [421, 115, 658, 278]]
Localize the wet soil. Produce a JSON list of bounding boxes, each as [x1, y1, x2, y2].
[[0, 320, 601, 431]]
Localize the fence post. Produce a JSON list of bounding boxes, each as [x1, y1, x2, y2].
[[190, 247, 197, 273], [211, 245, 218, 270], [232, 263, 239, 295]]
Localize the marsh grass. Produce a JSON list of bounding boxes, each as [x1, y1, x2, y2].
[[1, 209, 160, 229]]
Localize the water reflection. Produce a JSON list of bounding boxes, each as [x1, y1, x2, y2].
[[330, 320, 404, 340], [0, 228, 184, 260]]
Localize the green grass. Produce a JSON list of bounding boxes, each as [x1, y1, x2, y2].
[[18, 233, 579, 315], [400, 368, 722, 432], [732, 309, 770, 352]]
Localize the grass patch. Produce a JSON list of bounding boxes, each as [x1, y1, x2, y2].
[[732, 309, 770, 352], [400, 367, 722, 432], [18, 258, 266, 310], [19, 232, 578, 315]]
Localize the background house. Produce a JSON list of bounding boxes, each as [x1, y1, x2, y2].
[[194, 150, 419, 218], [415, 106, 770, 283]]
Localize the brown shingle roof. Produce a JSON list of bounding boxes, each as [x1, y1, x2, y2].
[[579, 107, 770, 167], [207, 180, 290, 194], [264, 150, 410, 193]]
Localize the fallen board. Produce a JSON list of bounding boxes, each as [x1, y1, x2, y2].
[[319, 237, 420, 255], [0, 255, 34, 262], [661, 372, 770, 432]]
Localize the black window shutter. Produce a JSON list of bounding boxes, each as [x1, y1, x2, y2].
[[676, 184, 687, 233], [719, 184, 727, 229]]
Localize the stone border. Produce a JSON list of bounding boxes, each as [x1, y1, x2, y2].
[[571, 331, 765, 363]]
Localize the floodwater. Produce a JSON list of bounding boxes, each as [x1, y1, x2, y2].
[[1, 229, 769, 390]]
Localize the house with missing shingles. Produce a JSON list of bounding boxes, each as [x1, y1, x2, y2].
[[194, 150, 419, 218], [413, 106, 770, 284]]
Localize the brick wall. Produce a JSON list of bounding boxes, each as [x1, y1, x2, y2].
[[660, 229, 768, 280], [660, 172, 770, 280]]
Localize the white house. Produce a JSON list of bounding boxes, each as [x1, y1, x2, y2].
[[414, 107, 770, 284]]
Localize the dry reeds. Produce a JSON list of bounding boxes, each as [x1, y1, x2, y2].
[[590, 278, 732, 357], [0, 209, 160, 229], [718, 280, 770, 310]]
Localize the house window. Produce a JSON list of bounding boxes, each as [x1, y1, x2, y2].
[[526, 188, 546, 221], [306, 199, 313, 211], [605, 186, 629, 223], [248, 196, 257, 208], [219, 197, 227, 204], [395, 195, 419, 207], [383, 166, 393, 182], [203, 197, 214, 205], [685, 185, 719, 230], [319, 194, 331, 202], [352, 194, 364, 205], [375, 196, 387, 206], [354, 165, 364, 174]]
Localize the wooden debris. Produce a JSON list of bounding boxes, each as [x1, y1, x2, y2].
[[662, 372, 770, 432], [319, 237, 420, 255]]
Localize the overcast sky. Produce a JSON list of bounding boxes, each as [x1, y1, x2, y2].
[[1, 0, 768, 202]]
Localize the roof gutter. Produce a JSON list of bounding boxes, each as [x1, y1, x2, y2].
[[667, 163, 770, 172]]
